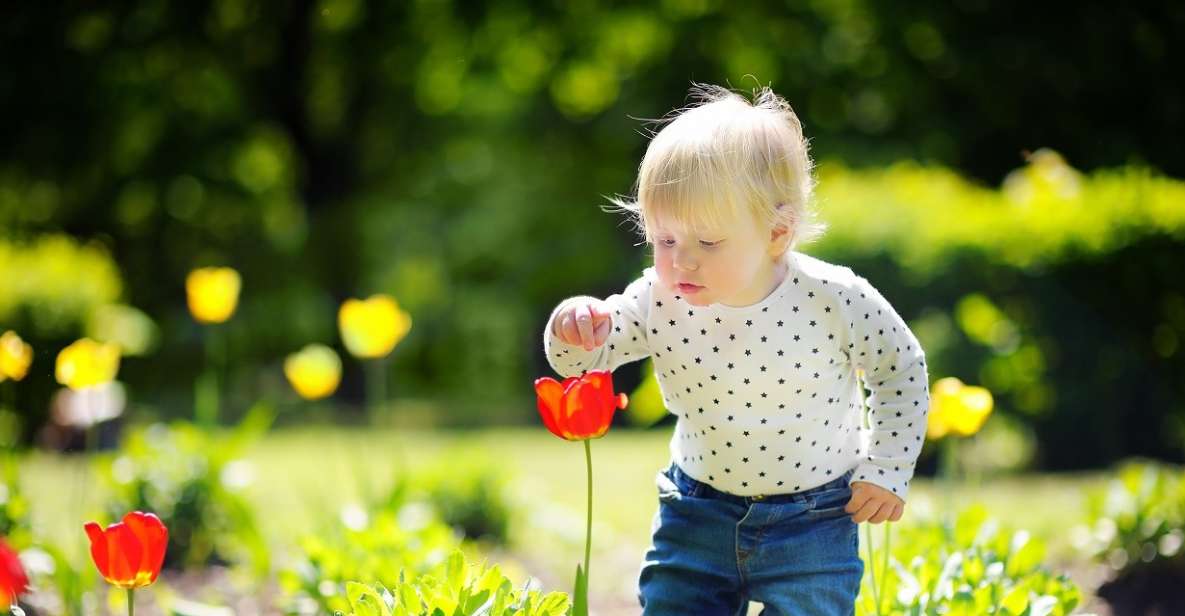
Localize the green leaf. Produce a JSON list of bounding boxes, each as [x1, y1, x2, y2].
[[399, 580, 422, 611], [1006, 531, 1046, 577], [446, 550, 466, 587], [537, 592, 570, 615], [947, 590, 977, 616], [954, 505, 989, 547], [963, 553, 985, 586], [347, 582, 393, 616], [462, 589, 491, 615], [1001, 585, 1029, 615], [572, 564, 588, 616], [454, 585, 471, 615]]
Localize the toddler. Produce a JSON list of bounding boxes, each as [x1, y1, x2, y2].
[[542, 83, 930, 615]]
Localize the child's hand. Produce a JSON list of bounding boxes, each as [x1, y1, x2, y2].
[[845, 481, 905, 524], [552, 299, 612, 351]]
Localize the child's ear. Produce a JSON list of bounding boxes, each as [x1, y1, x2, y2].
[[768, 203, 794, 255]]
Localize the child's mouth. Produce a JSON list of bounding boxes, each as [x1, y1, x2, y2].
[[677, 283, 704, 294]]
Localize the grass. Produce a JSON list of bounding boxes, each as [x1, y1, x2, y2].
[[16, 424, 1113, 612]]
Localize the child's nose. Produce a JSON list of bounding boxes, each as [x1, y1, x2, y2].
[[673, 248, 698, 271]]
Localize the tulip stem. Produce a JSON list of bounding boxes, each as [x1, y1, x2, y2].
[[127, 588, 135, 616], [865, 523, 880, 614], [583, 438, 592, 582], [1, 382, 13, 449], [942, 437, 957, 541], [197, 326, 221, 428], [365, 358, 387, 424], [856, 372, 888, 615], [877, 521, 892, 614]]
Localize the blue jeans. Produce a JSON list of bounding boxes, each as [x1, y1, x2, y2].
[[638, 461, 863, 615]]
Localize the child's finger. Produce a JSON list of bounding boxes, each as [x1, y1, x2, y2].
[[575, 304, 596, 350], [552, 310, 568, 339], [593, 318, 611, 346], [589, 301, 612, 324], [848, 497, 882, 523], [868, 501, 893, 524], [560, 311, 581, 346], [844, 488, 872, 515]]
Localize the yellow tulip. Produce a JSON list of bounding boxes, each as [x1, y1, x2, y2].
[[0, 330, 33, 382], [926, 377, 960, 439], [284, 344, 342, 400], [338, 295, 411, 359], [947, 385, 993, 436], [927, 377, 994, 439], [56, 338, 121, 390], [186, 267, 241, 324]]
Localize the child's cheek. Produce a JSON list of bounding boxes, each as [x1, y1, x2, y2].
[[653, 251, 675, 287]]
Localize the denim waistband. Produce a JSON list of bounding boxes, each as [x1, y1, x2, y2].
[[667, 462, 855, 506]]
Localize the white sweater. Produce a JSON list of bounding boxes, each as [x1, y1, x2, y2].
[[543, 251, 931, 500]]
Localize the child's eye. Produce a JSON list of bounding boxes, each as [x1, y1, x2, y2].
[[659, 238, 676, 247], [699, 240, 722, 248]]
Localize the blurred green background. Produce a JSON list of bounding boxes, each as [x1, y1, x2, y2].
[[2, 0, 1183, 476]]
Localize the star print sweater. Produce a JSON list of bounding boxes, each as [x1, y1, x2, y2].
[[543, 250, 931, 500]]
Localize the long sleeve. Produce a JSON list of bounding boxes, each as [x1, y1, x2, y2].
[[543, 271, 655, 377], [841, 273, 930, 501]]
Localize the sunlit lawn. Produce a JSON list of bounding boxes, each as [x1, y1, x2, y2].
[[19, 424, 1111, 612]]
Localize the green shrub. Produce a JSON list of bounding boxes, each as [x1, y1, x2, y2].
[[96, 404, 272, 576], [815, 150, 1185, 275], [1081, 459, 1185, 572], [281, 504, 462, 615], [340, 550, 569, 616], [397, 453, 515, 546], [0, 234, 123, 336], [857, 505, 1080, 615]]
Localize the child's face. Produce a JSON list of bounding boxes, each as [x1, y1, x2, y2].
[[650, 211, 787, 308]]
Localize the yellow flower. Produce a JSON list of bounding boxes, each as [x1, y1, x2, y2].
[[56, 338, 121, 390], [927, 377, 994, 439], [284, 344, 342, 400], [0, 331, 33, 382], [186, 267, 241, 324], [338, 295, 411, 359]]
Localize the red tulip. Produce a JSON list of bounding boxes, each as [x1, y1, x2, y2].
[[0, 537, 28, 609], [535, 370, 628, 440], [84, 511, 168, 590]]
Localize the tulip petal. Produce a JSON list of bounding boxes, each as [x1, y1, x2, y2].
[[284, 344, 342, 400], [534, 371, 626, 441], [563, 380, 605, 439], [534, 377, 564, 414], [186, 267, 242, 324], [338, 295, 411, 358], [579, 370, 614, 410], [84, 522, 111, 581], [107, 521, 144, 588], [0, 538, 28, 607], [534, 377, 569, 439], [581, 370, 620, 433], [124, 511, 168, 586], [560, 381, 591, 438]]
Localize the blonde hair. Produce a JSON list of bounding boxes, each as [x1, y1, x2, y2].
[[607, 82, 825, 251]]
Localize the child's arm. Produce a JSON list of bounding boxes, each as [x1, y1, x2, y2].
[[543, 272, 654, 377], [842, 274, 931, 502]]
